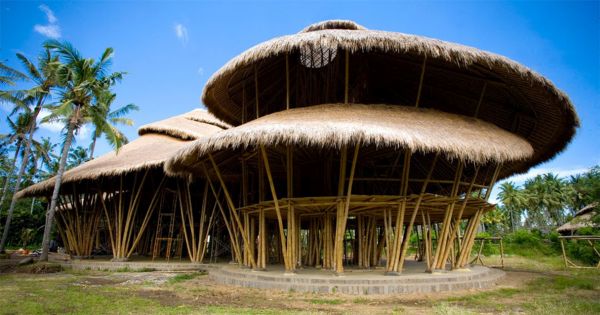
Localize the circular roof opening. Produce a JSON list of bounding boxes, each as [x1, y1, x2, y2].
[[299, 45, 337, 68]]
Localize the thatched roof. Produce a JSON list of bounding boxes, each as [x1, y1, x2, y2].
[[138, 111, 230, 140], [165, 104, 533, 176], [201, 19, 578, 177], [16, 109, 226, 199], [557, 203, 598, 233]]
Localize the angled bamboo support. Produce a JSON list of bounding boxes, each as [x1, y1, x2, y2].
[[202, 163, 242, 264], [431, 161, 463, 270], [397, 153, 439, 272], [259, 145, 290, 271], [334, 145, 360, 274], [207, 154, 256, 268]]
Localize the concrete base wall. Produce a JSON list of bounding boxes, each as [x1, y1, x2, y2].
[[210, 266, 505, 295]]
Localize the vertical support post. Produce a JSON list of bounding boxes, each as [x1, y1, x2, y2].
[[397, 153, 439, 272], [431, 161, 463, 270], [207, 155, 256, 268], [344, 50, 350, 104], [456, 164, 501, 268], [334, 145, 359, 274], [286, 54, 290, 110], [255, 66, 260, 119], [260, 145, 291, 271], [388, 150, 411, 273], [415, 55, 427, 108], [474, 82, 487, 118]]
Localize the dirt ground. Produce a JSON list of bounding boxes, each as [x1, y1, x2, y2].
[[1, 258, 598, 314]]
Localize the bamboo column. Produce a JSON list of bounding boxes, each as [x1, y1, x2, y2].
[[259, 145, 291, 271], [207, 155, 257, 268], [202, 163, 242, 264], [456, 165, 501, 268], [396, 153, 440, 273], [334, 145, 360, 274], [386, 150, 411, 273], [431, 161, 464, 270], [100, 172, 166, 261]]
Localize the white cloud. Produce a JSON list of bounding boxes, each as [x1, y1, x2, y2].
[[75, 125, 90, 142], [37, 108, 64, 133], [39, 4, 57, 24], [34, 24, 61, 39], [34, 4, 61, 39], [174, 23, 188, 45], [502, 167, 589, 184], [197, 67, 204, 76], [491, 166, 591, 203]]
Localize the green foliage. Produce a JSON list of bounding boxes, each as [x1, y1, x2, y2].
[[167, 271, 207, 284], [495, 166, 600, 232]]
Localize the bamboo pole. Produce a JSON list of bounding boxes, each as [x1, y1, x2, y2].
[[334, 145, 360, 274], [202, 163, 242, 264], [444, 166, 479, 268], [456, 165, 501, 267], [397, 153, 439, 272], [431, 161, 463, 270], [388, 150, 411, 273], [286, 54, 290, 110], [259, 145, 290, 271], [344, 50, 350, 104], [255, 66, 260, 119], [415, 55, 427, 108], [207, 155, 256, 268]]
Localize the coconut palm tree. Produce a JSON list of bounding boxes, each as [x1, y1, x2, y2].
[[498, 181, 526, 232], [88, 91, 137, 159], [0, 113, 32, 212], [38, 40, 127, 261], [0, 50, 60, 253], [0, 61, 27, 87], [28, 137, 56, 214], [67, 146, 89, 168]]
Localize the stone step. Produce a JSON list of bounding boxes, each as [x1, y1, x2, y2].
[[208, 267, 504, 295]]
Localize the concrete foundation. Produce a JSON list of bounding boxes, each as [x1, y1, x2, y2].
[[210, 261, 505, 295]]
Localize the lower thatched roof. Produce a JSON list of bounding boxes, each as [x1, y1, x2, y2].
[[557, 203, 598, 233], [165, 103, 533, 176], [16, 109, 227, 199]]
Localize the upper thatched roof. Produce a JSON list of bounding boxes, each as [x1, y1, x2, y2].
[[16, 109, 226, 199], [201, 19, 578, 176], [138, 110, 230, 140], [165, 104, 533, 176], [557, 203, 598, 233]]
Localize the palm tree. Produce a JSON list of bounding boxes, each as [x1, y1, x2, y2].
[[67, 146, 89, 168], [0, 61, 27, 87], [28, 137, 56, 214], [0, 50, 60, 253], [0, 113, 31, 212], [38, 40, 127, 261], [498, 181, 525, 232], [88, 91, 137, 159]]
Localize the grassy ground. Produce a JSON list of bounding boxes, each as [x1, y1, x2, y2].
[[0, 255, 598, 314]]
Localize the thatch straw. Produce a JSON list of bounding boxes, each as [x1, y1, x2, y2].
[[165, 104, 533, 175], [138, 109, 228, 140], [201, 19, 578, 180], [203, 20, 577, 126], [557, 203, 598, 233], [16, 109, 226, 199]]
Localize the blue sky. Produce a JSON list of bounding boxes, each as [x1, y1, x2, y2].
[[1, 1, 599, 200]]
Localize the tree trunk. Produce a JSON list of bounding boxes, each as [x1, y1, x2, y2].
[[39, 119, 76, 261], [0, 141, 22, 212], [0, 105, 44, 252], [89, 133, 97, 159]]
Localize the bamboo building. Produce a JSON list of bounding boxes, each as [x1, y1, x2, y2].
[[17, 20, 578, 278]]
